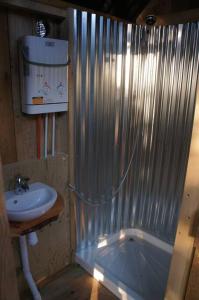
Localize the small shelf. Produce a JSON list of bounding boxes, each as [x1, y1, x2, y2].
[[9, 195, 64, 237]]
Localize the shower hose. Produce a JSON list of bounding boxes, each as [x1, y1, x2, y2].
[[69, 106, 142, 206]]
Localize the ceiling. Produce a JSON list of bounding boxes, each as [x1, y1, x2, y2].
[[65, 0, 151, 22], [64, 0, 199, 22]]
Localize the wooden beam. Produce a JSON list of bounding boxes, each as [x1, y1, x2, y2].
[[0, 156, 19, 300], [157, 8, 199, 25], [0, 0, 67, 19], [136, 0, 199, 25], [165, 85, 199, 300], [0, 10, 17, 164], [64, 9, 77, 262], [185, 225, 199, 300]]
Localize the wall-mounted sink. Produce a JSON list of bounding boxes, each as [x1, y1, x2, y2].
[[5, 182, 57, 222]]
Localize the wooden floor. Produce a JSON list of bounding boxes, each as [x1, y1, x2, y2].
[[25, 265, 118, 300]]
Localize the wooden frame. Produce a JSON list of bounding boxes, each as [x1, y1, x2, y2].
[[0, 0, 67, 19], [165, 86, 199, 299], [66, 9, 77, 261], [0, 156, 19, 300], [136, 0, 199, 25]]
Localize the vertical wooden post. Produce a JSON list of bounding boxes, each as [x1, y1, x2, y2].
[[0, 156, 19, 300], [165, 86, 199, 300], [67, 9, 77, 261], [60, 10, 77, 262], [185, 230, 199, 300]]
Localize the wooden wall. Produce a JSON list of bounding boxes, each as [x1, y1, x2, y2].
[[0, 157, 19, 300], [0, 6, 71, 298], [1, 2, 199, 300], [0, 10, 17, 164], [3, 155, 70, 297], [0, 8, 68, 164]]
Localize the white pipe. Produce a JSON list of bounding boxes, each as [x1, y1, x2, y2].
[[19, 235, 42, 300], [44, 114, 48, 159], [27, 231, 39, 246], [52, 113, 56, 157]]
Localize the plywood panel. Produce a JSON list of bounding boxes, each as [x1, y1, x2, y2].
[[55, 112, 68, 155], [8, 12, 37, 161], [0, 10, 17, 164], [0, 5, 70, 298], [7, 12, 68, 162], [0, 156, 19, 300]]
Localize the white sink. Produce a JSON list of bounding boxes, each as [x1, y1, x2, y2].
[[5, 182, 57, 222]]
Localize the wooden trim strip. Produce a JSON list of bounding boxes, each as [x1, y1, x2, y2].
[[0, 0, 67, 19], [0, 156, 19, 300], [165, 86, 199, 300]]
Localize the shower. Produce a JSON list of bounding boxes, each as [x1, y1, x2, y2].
[[70, 9, 199, 300]]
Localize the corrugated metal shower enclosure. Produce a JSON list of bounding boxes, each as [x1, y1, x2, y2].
[[71, 9, 199, 249]]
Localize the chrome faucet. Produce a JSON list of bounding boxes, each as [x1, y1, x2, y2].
[[14, 175, 30, 194]]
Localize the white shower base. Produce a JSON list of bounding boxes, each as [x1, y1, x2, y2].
[[76, 229, 173, 300]]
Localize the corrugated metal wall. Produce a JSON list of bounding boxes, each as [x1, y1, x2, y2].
[[71, 9, 199, 249]]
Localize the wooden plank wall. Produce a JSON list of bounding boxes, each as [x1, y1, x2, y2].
[[3, 154, 70, 297], [0, 6, 71, 298], [0, 157, 19, 300], [165, 87, 199, 300], [0, 10, 17, 163], [0, 8, 68, 164], [1, 2, 199, 300]]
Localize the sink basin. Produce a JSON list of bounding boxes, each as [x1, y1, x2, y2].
[[5, 182, 57, 222]]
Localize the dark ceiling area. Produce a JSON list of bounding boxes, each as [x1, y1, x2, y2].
[[65, 0, 199, 22], [65, 0, 151, 21]]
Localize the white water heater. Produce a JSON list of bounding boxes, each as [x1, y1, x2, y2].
[[20, 35, 68, 114]]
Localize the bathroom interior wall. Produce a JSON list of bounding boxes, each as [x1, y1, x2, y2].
[[0, 2, 199, 299], [0, 9, 68, 164], [0, 7, 71, 298], [3, 155, 70, 297], [72, 10, 199, 249]]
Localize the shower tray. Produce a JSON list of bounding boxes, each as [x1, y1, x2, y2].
[[76, 229, 173, 300]]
